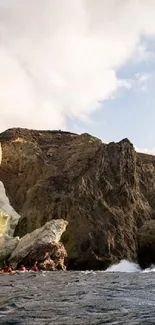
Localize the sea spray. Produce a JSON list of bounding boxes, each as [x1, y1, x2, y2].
[[142, 265, 155, 273], [105, 259, 141, 273]]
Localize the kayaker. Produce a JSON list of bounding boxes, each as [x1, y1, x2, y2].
[[18, 265, 26, 272], [31, 263, 38, 272], [4, 265, 12, 273]]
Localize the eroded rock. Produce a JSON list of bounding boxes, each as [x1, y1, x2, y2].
[[37, 242, 67, 271], [9, 219, 68, 270], [0, 235, 19, 266]]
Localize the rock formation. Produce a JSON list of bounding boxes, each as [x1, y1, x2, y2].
[[137, 220, 155, 269], [0, 127, 155, 269], [0, 142, 20, 236], [0, 234, 19, 266], [0, 209, 20, 237], [0, 210, 9, 236], [9, 219, 68, 270]]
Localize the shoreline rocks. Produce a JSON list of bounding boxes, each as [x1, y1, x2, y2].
[[9, 219, 68, 270], [0, 219, 68, 271]]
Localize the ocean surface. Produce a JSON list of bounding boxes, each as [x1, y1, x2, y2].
[[1, 260, 155, 325]]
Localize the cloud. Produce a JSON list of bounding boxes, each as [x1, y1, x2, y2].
[[134, 72, 152, 91], [135, 145, 155, 155], [0, 0, 155, 131], [130, 39, 155, 63]]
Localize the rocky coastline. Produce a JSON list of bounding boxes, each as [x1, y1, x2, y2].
[[1, 128, 155, 271]]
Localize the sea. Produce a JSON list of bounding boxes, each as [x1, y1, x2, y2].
[[1, 260, 155, 325]]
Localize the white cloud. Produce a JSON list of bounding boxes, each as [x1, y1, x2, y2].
[[120, 71, 154, 93], [135, 145, 155, 155], [131, 40, 155, 63], [134, 72, 152, 91], [0, 0, 155, 131]]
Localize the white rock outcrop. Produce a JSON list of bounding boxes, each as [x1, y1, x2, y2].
[[0, 142, 20, 236], [9, 219, 68, 269], [0, 234, 19, 265]]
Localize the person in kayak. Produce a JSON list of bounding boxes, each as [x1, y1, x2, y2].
[[31, 263, 38, 272], [4, 265, 12, 273], [18, 265, 26, 272]]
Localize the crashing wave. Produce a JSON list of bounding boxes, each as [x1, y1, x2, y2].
[[142, 265, 155, 273], [105, 259, 141, 273]]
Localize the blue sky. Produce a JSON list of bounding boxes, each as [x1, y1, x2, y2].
[[68, 36, 155, 151]]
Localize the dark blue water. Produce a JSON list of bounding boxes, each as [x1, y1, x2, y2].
[[1, 269, 155, 325]]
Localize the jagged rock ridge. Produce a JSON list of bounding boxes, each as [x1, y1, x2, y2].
[[0, 127, 155, 269]]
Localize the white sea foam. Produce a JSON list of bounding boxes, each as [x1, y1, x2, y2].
[[105, 259, 141, 273], [142, 265, 155, 273], [81, 270, 96, 275]]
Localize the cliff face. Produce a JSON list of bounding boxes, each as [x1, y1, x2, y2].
[[137, 220, 155, 269], [0, 128, 155, 269]]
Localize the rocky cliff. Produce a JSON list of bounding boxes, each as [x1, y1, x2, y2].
[[0, 127, 155, 270]]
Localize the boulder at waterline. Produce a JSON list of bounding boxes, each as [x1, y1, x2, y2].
[[9, 219, 68, 270]]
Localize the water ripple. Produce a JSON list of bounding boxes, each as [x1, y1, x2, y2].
[[0, 271, 155, 324]]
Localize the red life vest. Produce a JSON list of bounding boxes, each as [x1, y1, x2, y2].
[[31, 265, 38, 272], [4, 266, 12, 273], [18, 265, 26, 271]]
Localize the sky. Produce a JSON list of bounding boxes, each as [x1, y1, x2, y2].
[[0, 0, 155, 153]]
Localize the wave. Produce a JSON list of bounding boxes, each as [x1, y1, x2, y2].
[[142, 265, 155, 273], [105, 259, 141, 273]]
